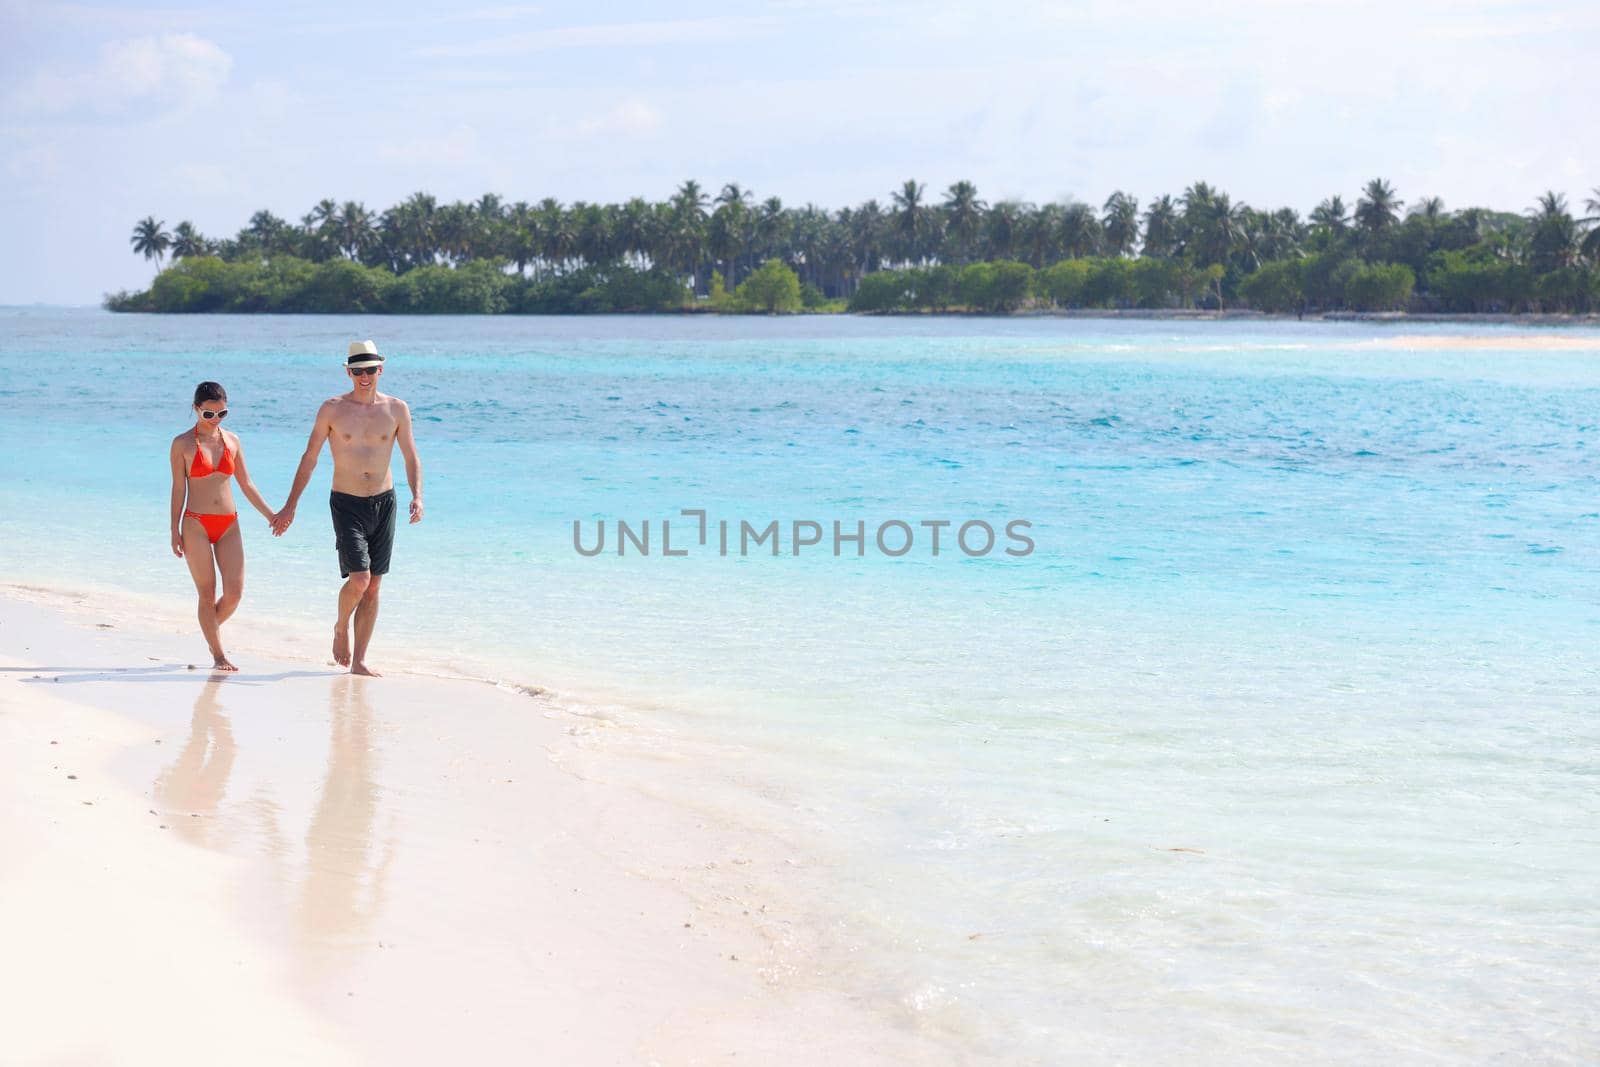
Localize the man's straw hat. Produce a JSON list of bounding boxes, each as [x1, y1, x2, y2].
[[346, 339, 384, 369]]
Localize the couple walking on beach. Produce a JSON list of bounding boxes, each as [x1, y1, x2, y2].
[[168, 340, 424, 675]]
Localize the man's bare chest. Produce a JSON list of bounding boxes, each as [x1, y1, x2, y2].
[[331, 410, 398, 447]]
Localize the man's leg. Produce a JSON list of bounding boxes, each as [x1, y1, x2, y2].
[[333, 571, 370, 667], [330, 491, 371, 669], [351, 575, 383, 677], [348, 491, 396, 677]]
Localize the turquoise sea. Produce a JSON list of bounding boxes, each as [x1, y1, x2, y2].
[[2, 309, 1597, 1061]]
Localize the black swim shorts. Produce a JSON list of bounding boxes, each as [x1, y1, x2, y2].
[[330, 488, 396, 578]]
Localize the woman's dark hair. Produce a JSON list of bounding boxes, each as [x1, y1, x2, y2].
[[193, 381, 227, 406]]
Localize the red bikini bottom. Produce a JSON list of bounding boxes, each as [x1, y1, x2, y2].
[[184, 510, 238, 544]]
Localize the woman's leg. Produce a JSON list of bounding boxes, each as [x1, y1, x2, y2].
[[213, 522, 245, 626], [180, 517, 230, 669]]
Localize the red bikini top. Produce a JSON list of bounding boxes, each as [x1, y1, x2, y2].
[[190, 428, 235, 478]]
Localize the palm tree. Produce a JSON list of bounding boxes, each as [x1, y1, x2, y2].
[[1578, 187, 1600, 265], [1310, 195, 1350, 233], [611, 197, 651, 271], [711, 183, 753, 282], [983, 200, 1024, 261], [392, 192, 438, 269], [435, 201, 475, 264], [1179, 180, 1215, 231], [1354, 178, 1402, 233], [1410, 196, 1445, 221], [1197, 193, 1247, 267], [1102, 191, 1139, 257], [1527, 191, 1578, 272], [337, 201, 376, 262], [849, 199, 887, 277], [1058, 202, 1103, 259], [754, 197, 790, 265], [1141, 195, 1178, 259], [942, 180, 985, 264], [791, 204, 828, 287], [1025, 203, 1064, 266], [131, 217, 172, 270], [889, 180, 929, 266], [1241, 207, 1300, 266], [245, 209, 292, 256], [672, 180, 709, 220], [300, 198, 341, 261], [505, 201, 536, 275], [573, 202, 612, 269], [307, 198, 339, 232], [473, 194, 506, 260], [816, 220, 853, 297], [170, 221, 209, 259], [667, 181, 709, 289], [541, 202, 577, 274]]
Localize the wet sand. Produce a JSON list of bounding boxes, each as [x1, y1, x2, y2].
[[0, 591, 946, 1065]]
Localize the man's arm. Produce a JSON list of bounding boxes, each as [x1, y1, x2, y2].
[[272, 402, 334, 535], [395, 399, 424, 524]]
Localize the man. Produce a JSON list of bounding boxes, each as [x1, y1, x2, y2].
[[273, 340, 423, 676]]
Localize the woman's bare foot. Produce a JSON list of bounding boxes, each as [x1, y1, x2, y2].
[[350, 661, 381, 677], [211, 653, 238, 672], [333, 624, 351, 667]]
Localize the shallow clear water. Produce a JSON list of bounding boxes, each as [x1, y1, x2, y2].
[[3, 309, 1597, 1061]]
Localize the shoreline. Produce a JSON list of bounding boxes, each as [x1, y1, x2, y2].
[[87, 304, 1600, 325], [0, 587, 953, 1064]]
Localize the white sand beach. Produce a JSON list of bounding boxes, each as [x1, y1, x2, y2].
[[0, 588, 947, 1065]]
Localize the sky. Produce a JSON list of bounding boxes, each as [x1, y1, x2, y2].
[[2, 0, 1597, 304]]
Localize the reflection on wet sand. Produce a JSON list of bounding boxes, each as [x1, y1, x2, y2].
[[295, 675, 392, 973], [153, 679, 236, 848], [153, 674, 392, 986]]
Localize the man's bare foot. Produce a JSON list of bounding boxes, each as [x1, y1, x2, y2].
[[333, 624, 351, 667], [350, 661, 381, 677], [211, 654, 238, 672]]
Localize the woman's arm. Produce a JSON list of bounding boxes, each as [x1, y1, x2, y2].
[[229, 434, 275, 521], [169, 438, 188, 558]]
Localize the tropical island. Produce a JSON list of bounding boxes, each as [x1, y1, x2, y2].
[[109, 179, 1600, 315]]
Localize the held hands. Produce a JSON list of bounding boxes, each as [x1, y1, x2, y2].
[[270, 506, 295, 537], [410, 497, 424, 524]]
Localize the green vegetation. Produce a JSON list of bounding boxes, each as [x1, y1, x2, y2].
[[107, 257, 694, 314], [112, 179, 1600, 314], [734, 258, 802, 312]]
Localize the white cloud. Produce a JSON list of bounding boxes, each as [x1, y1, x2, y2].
[[573, 98, 662, 138], [378, 125, 480, 165], [171, 161, 233, 196], [3, 138, 62, 181], [102, 33, 230, 97], [7, 32, 232, 118]]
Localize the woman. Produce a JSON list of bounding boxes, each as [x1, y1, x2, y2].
[[169, 382, 275, 671]]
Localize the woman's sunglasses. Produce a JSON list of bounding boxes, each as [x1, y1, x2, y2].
[[200, 409, 229, 420], [349, 367, 379, 377]]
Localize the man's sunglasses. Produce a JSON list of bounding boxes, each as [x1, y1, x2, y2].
[[200, 409, 228, 420], [349, 367, 379, 377]]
